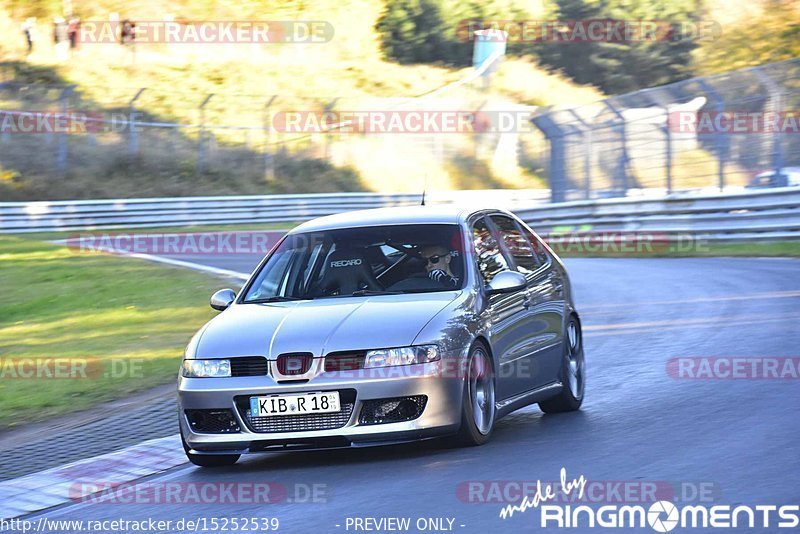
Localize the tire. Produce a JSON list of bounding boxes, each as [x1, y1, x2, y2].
[[181, 431, 240, 467], [456, 341, 496, 446], [539, 316, 585, 414]]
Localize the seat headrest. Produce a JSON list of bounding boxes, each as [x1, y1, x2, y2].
[[326, 249, 368, 271]]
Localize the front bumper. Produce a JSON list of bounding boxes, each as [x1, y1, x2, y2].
[[178, 361, 464, 454]]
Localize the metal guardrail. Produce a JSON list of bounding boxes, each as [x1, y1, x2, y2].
[[515, 187, 800, 242], [0, 189, 549, 233], [1, 187, 798, 242]]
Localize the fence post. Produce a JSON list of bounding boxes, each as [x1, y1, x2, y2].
[[198, 93, 214, 174], [263, 95, 277, 182], [567, 109, 592, 200], [664, 117, 673, 194], [753, 68, 784, 180], [602, 100, 630, 195], [697, 78, 728, 191], [57, 85, 76, 178], [323, 98, 339, 162], [128, 88, 146, 157], [531, 109, 567, 203]]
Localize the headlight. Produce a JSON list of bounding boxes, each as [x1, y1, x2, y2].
[[182, 359, 231, 378], [364, 345, 440, 368]]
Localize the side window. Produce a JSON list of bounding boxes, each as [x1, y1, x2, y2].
[[471, 217, 509, 284], [248, 249, 295, 298], [490, 215, 541, 274], [518, 224, 551, 266]]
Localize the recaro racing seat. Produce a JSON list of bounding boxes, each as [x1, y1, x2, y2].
[[313, 248, 382, 296]]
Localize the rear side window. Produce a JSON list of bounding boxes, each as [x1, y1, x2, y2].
[[518, 224, 551, 266], [471, 217, 509, 284], [490, 215, 541, 274]]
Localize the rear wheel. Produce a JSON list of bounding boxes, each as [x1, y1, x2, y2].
[[181, 430, 240, 467], [456, 341, 496, 446], [539, 316, 585, 413]]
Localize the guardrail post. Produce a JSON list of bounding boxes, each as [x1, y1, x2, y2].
[[57, 85, 76, 178], [198, 94, 214, 174], [128, 88, 146, 157]]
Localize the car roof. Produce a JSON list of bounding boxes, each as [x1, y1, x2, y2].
[[289, 205, 504, 234]]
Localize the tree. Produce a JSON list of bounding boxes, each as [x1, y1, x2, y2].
[[535, 0, 699, 93], [376, 0, 525, 65]]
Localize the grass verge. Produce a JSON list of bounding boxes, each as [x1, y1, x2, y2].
[[555, 240, 800, 258], [20, 221, 294, 243], [0, 235, 230, 429]]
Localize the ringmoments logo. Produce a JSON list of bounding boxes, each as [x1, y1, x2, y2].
[[648, 501, 679, 532], [499, 468, 800, 531]]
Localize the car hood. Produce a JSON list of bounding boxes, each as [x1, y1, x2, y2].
[[193, 293, 460, 359]]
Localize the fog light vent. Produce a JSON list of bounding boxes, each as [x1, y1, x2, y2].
[[359, 396, 427, 425], [185, 409, 241, 433]]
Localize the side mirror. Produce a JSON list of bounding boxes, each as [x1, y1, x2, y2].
[[486, 270, 527, 296], [210, 289, 236, 311]]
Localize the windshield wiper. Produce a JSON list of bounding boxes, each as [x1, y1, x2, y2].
[[246, 296, 311, 303], [351, 289, 406, 296]]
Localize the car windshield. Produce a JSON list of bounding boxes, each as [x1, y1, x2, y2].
[[242, 224, 465, 302]]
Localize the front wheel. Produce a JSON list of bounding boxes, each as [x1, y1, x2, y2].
[[539, 316, 585, 413], [456, 341, 496, 446]]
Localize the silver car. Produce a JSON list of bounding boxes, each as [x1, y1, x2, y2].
[[178, 206, 585, 467]]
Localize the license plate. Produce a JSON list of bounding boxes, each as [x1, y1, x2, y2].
[[250, 392, 340, 417]]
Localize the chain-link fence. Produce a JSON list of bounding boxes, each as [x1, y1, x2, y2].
[[2, 58, 797, 201], [0, 55, 548, 199], [531, 58, 800, 202]]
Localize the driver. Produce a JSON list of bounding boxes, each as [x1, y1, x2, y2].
[[420, 245, 459, 289]]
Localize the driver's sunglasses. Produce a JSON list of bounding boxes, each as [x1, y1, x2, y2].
[[423, 254, 447, 265]]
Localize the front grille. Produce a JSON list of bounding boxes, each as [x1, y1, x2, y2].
[[275, 353, 313, 375], [236, 390, 356, 433], [185, 409, 241, 433], [325, 351, 366, 372], [230, 356, 268, 377]]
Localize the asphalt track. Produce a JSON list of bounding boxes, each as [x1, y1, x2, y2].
[[27, 254, 800, 533]]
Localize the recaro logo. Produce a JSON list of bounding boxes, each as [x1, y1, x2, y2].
[[331, 259, 362, 268]]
